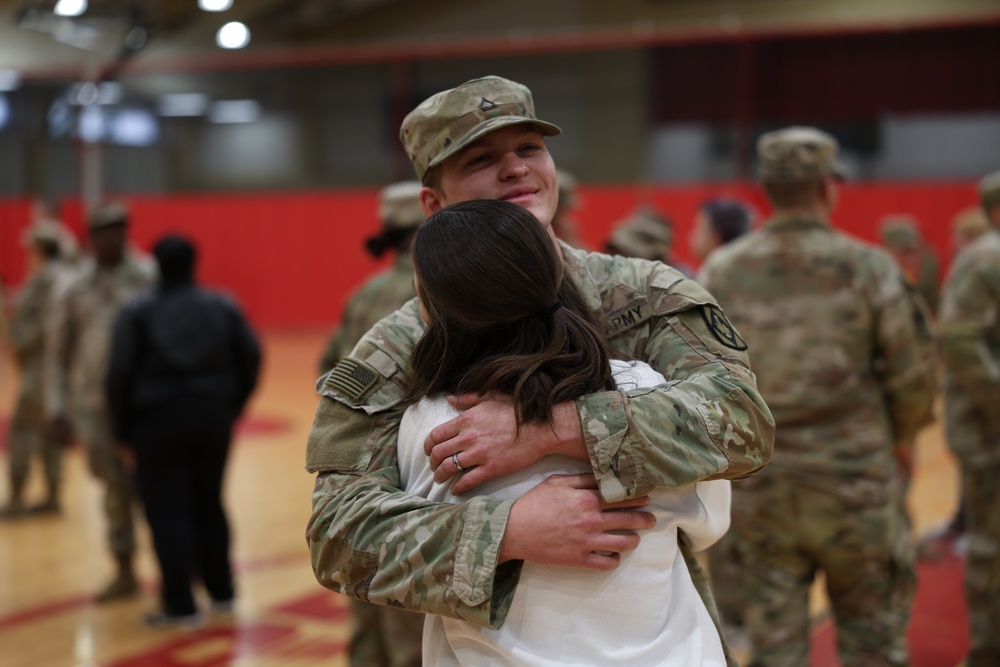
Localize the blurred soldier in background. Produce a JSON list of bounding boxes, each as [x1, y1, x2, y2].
[[879, 214, 940, 315], [316, 181, 426, 667], [700, 127, 937, 667], [45, 202, 156, 603], [551, 168, 584, 248], [917, 206, 991, 561], [0, 218, 78, 517], [605, 206, 694, 276], [951, 206, 990, 254], [688, 196, 754, 264], [937, 169, 1000, 667], [686, 195, 754, 639], [107, 234, 261, 628]]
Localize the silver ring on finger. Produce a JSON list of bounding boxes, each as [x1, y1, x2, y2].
[[452, 452, 467, 473]]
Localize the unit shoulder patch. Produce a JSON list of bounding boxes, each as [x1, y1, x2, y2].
[[699, 305, 748, 351], [325, 358, 380, 402]]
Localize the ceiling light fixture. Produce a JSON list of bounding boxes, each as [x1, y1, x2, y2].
[[199, 0, 234, 11], [216, 22, 250, 49], [53, 0, 87, 18]]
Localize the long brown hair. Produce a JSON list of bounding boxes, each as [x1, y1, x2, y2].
[[407, 199, 615, 426]]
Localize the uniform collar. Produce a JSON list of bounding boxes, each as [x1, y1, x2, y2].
[[765, 213, 832, 232], [559, 240, 603, 312]]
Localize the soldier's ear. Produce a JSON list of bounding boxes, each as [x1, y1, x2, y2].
[[420, 187, 445, 216]]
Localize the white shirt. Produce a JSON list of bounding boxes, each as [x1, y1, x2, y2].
[[398, 360, 731, 667]]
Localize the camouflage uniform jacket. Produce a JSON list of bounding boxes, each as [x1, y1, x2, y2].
[[699, 215, 936, 503], [317, 252, 416, 375], [938, 228, 1000, 464], [306, 242, 774, 639], [10, 261, 71, 395], [44, 252, 155, 416]]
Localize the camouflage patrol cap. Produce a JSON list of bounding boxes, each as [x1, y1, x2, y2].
[[757, 126, 847, 183], [21, 218, 65, 246], [879, 214, 922, 250], [378, 181, 425, 230], [952, 207, 990, 240], [978, 169, 1000, 209], [88, 202, 129, 229], [606, 208, 673, 261], [400, 76, 562, 180]]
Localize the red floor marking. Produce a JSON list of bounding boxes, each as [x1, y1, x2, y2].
[[0, 553, 309, 634], [810, 556, 969, 667], [234, 415, 290, 438], [272, 590, 349, 621], [0, 594, 94, 634], [109, 623, 302, 667]]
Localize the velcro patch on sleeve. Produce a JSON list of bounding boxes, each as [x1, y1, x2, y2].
[[325, 358, 380, 402], [700, 305, 748, 351]]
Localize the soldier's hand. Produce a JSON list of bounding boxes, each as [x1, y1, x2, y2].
[[50, 414, 74, 447], [498, 474, 655, 570], [425, 392, 586, 495]]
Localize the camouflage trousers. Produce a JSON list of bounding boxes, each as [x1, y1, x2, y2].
[[348, 598, 423, 667], [961, 461, 1000, 667], [74, 408, 136, 558], [6, 388, 62, 496], [732, 479, 914, 667]]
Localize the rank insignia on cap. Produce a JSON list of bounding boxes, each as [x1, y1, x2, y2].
[[700, 306, 748, 351], [479, 97, 497, 111], [325, 358, 380, 401]]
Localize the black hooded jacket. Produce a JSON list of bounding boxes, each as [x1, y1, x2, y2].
[[106, 282, 262, 443]]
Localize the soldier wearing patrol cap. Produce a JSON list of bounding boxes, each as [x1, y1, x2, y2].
[[0, 218, 78, 518], [605, 206, 694, 276], [306, 75, 774, 666], [316, 181, 426, 667], [879, 213, 940, 315], [44, 201, 155, 602], [699, 126, 937, 667], [937, 168, 1000, 667]]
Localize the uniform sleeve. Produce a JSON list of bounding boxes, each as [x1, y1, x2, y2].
[[871, 258, 938, 444], [575, 291, 775, 503], [938, 247, 1000, 414], [306, 396, 519, 629], [306, 301, 522, 628], [42, 281, 77, 418]]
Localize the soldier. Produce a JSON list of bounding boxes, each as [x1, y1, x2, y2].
[[46, 202, 156, 602], [699, 127, 937, 667], [306, 75, 774, 667], [879, 214, 941, 316], [937, 169, 1000, 667], [0, 219, 77, 517], [551, 168, 584, 248], [317, 181, 425, 377], [917, 206, 991, 561], [605, 206, 694, 276], [316, 181, 426, 667]]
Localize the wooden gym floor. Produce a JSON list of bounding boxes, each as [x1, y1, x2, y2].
[[0, 329, 967, 667]]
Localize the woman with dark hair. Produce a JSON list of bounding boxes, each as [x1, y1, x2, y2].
[[397, 199, 731, 667]]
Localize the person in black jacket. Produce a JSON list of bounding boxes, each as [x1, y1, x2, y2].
[[106, 234, 262, 627]]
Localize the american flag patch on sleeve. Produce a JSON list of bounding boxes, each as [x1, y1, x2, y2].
[[324, 358, 380, 402]]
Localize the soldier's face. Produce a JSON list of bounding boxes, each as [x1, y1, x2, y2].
[[422, 125, 559, 230], [689, 210, 720, 261], [90, 223, 127, 267]]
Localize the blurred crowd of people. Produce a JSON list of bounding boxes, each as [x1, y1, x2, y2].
[[1, 205, 261, 628]]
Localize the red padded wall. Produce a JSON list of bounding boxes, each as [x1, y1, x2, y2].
[[0, 182, 982, 327]]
